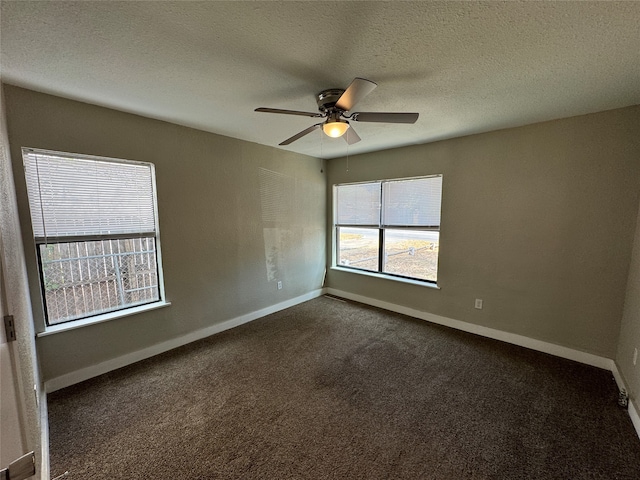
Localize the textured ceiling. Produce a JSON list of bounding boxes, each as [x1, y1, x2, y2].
[[1, 1, 639, 159]]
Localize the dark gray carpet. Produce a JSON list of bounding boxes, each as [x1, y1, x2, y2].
[[48, 296, 640, 479]]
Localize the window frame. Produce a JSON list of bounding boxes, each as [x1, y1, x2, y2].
[[22, 147, 167, 329], [333, 175, 442, 286]]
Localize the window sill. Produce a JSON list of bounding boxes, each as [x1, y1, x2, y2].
[[331, 266, 441, 289], [36, 301, 172, 337]]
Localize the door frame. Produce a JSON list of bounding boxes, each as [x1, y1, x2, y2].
[[0, 83, 46, 479]]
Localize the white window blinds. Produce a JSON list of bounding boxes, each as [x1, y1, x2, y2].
[[336, 182, 381, 225], [23, 148, 156, 241], [336, 176, 442, 228], [382, 176, 442, 227]]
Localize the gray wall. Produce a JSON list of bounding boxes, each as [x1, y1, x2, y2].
[[5, 83, 640, 386], [4, 85, 326, 382], [326, 106, 640, 359], [617, 197, 640, 404]]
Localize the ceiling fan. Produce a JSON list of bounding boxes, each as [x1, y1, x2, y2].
[[255, 78, 419, 146]]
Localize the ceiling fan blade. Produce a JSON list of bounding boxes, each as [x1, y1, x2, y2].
[[343, 125, 361, 145], [352, 112, 419, 124], [335, 78, 377, 111], [279, 123, 322, 145], [255, 107, 323, 118]]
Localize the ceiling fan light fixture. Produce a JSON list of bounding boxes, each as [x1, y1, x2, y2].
[[255, 77, 416, 146], [323, 121, 350, 138]]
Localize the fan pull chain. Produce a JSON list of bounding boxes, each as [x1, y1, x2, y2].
[[346, 136, 350, 173]]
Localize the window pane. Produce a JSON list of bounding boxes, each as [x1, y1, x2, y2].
[[382, 176, 442, 227], [336, 182, 381, 225], [383, 229, 439, 281], [337, 227, 379, 272], [39, 238, 159, 325]]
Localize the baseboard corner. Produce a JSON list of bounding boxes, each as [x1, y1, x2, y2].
[[39, 385, 50, 480], [628, 399, 640, 441], [610, 361, 640, 441]]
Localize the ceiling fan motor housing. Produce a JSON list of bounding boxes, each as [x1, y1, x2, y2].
[[317, 89, 346, 113]]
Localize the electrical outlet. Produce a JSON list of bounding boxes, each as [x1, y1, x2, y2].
[[277, 281, 282, 290], [474, 299, 483, 309], [634, 348, 638, 366]]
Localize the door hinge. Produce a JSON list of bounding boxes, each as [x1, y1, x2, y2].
[[4, 315, 16, 342], [0, 451, 35, 480]]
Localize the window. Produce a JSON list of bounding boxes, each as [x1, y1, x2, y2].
[[22, 148, 164, 326], [334, 175, 442, 284]]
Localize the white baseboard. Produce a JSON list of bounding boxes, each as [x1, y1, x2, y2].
[[610, 360, 627, 394], [629, 400, 640, 439], [44, 289, 325, 393], [610, 361, 640, 441], [39, 386, 49, 480], [325, 288, 612, 369]]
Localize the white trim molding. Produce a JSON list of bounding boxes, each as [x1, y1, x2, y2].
[[39, 386, 50, 480], [610, 361, 640, 441], [38, 301, 171, 337], [44, 289, 324, 393], [628, 400, 640, 439]]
